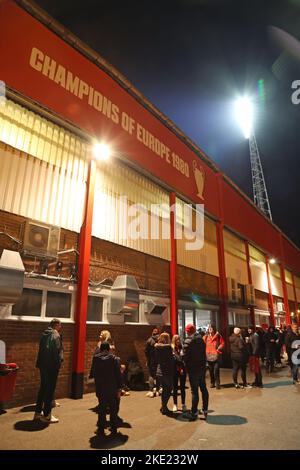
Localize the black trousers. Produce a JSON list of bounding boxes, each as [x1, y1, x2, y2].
[[232, 359, 247, 385], [35, 368, 59, 416], [266, 348, 276, 371], [160, 375, 173, 410], [207, 360, 220, 386], [189, 368, 209, 414], [173, 371, 186, 405], [97, 394, 118, 432]]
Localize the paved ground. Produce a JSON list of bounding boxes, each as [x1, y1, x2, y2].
[[1, 366, 300, 450]]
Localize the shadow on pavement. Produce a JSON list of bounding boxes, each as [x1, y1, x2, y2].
[[207, 415, 247, 425], [14, 420, 49, 432], [19, 405, 36, 413], [263, 381, 292, 388], [0, 409, 7, 415], [90, 432, 129, 449]]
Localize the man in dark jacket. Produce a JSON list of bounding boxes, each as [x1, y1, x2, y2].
[[285, 324, 300, 384], [183, 324, 209, 420], [145, 327, 160, 397], [34, 318, 64, 423], [247, 326, 263, 387], [264, 326, 277, 373], [229, 327, 250, 389], [91, 342, 123, 436], [154, 333, 175, 415]]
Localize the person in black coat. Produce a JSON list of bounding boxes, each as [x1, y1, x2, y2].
[[229, 327, 250, 389], [171, 335, 187, 412], [154, 332, 175, 415], [247, 326, 263, 387], [263, 326, 277, 373], [91, 342, 123, 436], [34, 318, 64, 423], [145, 327, 160, 397], [183, 324, 209, 420]]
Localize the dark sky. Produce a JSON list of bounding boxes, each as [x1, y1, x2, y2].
[[35, 0, 300, 247]]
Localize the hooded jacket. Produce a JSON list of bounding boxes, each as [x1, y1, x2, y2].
[[229, 333, 248, 361], [91, 351, 122, 397], [36, 327, 63, 370], [154, 343, 175, 377], [203, 332, 225, 360], [183, 332, 206, 373], [145, 334, 159, 368]]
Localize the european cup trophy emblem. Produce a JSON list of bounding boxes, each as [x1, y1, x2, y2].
[[193, 160, 205, 200]]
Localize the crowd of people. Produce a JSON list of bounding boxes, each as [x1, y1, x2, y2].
[[32, 318, 300, 437]]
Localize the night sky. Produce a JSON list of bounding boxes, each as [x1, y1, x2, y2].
[[35, 0, 300, 248]]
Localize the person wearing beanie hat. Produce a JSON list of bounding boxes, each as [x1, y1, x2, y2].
[[183, 324, 209, 420], [229, 327, 250, 389]]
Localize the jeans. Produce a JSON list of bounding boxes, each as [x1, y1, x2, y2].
[[35, 368, 59, 416], [148, 365, 160, 392], [97, 394, 118, 432], [160, 375, 173, 410], [207, 360, 220, 386], [173, 371, 186, 405], [232, 359, 247, 385], [189, 368, 209, 414]]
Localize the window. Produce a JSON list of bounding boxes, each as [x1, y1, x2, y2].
[[237, 284, 245, 304], [12, 288, 43, 317], [87, 296, 103, 322], [46, 291, 71, 318]]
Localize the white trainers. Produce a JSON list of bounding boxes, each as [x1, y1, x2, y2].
[[159, 387, 163, 396], [182, 404, 187, 412], [33, 412, 43, 421], [146, 391, 155, 398], [40, 414, 59, 423], [173, 404, 178, 412]]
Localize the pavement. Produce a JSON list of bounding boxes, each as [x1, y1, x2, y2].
[[0, 365, 300, 450]]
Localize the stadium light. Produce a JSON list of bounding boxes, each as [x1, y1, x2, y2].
[[235, 96, 253, 139]]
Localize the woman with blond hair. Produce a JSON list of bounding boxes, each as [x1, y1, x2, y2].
[[171, 335, 187, 412], [155, 332, 175, 415]]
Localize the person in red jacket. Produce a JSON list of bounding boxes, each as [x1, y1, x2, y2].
[[203, 325, 224, 389]]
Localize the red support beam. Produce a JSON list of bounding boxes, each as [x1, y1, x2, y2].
[[291, 272, 299, 326], [216, 174, 229, 347], [245, 241, 255, 326], [279, 263, 291, 325], [279, 234, 291, 325], [169, 192, 178, 337], [265, 256, 275, 327], [71, 157, 96, 399]]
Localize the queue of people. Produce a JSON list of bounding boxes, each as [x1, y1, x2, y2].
[[32, 318, 300, 435]]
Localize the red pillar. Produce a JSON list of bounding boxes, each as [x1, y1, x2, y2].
[[279, 263, 291, 326], [216, 174, 229, 347], [291, 272, 299, 325], [245, 241, 255, 326], [265, 256, 275, 327], [279, 234, 291, 325], [169, 192, 178, 337], [71, 157, 96, 399]]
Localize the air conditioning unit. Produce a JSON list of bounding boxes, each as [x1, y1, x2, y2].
[[23, 220, 60, 258], [276, 301, 285, 313], [245, 284, 256, 306], [227, 277, 238, 303]]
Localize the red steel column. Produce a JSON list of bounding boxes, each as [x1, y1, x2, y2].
[[71, 157, 96, 399], [291, 272, 299, 326], [245, 241, 255, 326], [280, 263, 291, 325], [279, 234, 291, 325], [265, 256, 275, 327], [169, 192, 178, 336], [216, 174, 229, 348]]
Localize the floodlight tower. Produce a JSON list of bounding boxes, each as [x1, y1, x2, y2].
[[235, 97, 272, 221]]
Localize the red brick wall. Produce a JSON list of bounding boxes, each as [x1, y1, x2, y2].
[[0, 319, 170, 407]]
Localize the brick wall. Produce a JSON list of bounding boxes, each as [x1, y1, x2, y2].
[[0, 319, 168, 407]]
